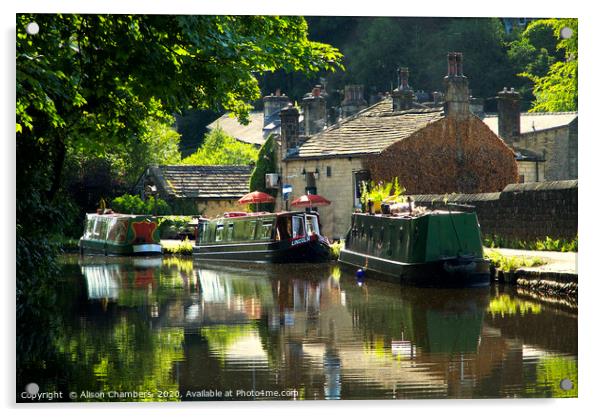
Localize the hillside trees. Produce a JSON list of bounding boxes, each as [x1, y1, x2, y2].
[[511, 19, 578, 111]]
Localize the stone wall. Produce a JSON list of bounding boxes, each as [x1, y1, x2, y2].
[[515, 124, 577, 181], [196, 199, 244, 218], [411, 180, 577, 241], [277, 157, 364, 239]]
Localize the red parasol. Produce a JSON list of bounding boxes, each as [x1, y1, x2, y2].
[[238, 191, 276, 205], [290, 194, 331, 208]]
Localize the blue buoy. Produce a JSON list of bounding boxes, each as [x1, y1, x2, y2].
[[356, 268, 365, 279]]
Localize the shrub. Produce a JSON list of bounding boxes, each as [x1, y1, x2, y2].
[[111, 193, 172, 215]]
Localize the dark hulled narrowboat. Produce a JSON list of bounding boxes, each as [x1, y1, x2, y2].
[[339, 209, 490, 287], [193, 211, 331, 263], [79, 213, 162, 256]]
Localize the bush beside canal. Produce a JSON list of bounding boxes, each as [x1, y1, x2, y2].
[[329, 240, 344, 260], [485, 250, 546, 273], [161, 239, 193, 256], [483, 235, 578, 252]]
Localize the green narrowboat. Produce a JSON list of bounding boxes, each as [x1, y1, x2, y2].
[[79, 213, 162, 256], [193, 211, 331, 263], [339, 209, 490, 287]]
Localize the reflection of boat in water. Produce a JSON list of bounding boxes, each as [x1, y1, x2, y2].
[[339, 210, 490, 287], [81, 263, 122, 301], [79, 213, 162, 256], [193, 211, 330, 263]]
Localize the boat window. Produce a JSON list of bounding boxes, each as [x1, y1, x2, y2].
[[198, 222, 207, 242], [226, 223, 234, 241], [215, 224, 224, 242], [305, 215, 320, 236], [85, 218, 94, 238], [247, 221, 258, 240], [232, 221, 247, 241], [276, 217, 292, 241], [92, 217, 101, 238], [259, 221, 273, 240], [292, 216, 305, 238]]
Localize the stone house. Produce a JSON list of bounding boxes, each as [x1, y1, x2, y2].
[[483, 90, 578, 183], [134, 165, 252, 217], [275, 53, 518, 239]]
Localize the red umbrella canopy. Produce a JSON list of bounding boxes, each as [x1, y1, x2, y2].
[[238, 191, 276, 205], [290, 194, 331, 208]]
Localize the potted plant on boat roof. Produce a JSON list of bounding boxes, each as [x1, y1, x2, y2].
[[360, 178, 406, 213]]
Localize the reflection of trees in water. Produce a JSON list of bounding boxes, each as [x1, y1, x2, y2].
[[19, 258, 578, 401]]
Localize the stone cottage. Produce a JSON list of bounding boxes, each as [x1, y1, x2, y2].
[[134, 165, 252, 217], [275, 53, 518, 239], [483, 89, 578, 183]]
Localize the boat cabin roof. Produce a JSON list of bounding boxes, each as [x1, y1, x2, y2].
[[200, 211, 318, 222]]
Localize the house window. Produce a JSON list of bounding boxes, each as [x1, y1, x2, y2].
[[326, 166, 332, 177], [519, 174, 525, 183], [305, 172, 317, 195]]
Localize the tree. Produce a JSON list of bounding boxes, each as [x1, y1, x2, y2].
[[249, 135, 278, 212], [516, 19, 578, 112], [181, 127, 258, 166]]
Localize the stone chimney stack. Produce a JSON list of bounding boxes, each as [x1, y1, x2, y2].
[[341, 85, 368, 118], [280, 105, 300, 159], [392, 67, 415, 111], [263, 89, 291, 127], [444, 52, 470, 119], [302, 85, 328, 136], [497, 87, 521, 143]]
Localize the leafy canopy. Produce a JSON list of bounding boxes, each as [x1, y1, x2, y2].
[[517, 19, 578, 112], [16, 14, 343, 142]]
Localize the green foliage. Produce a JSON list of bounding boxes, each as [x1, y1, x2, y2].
[[161, 238, 193, 256], [483, 235, 578, 252], [111, 193, 172, 215], [485, 250, 546, 272], [516, 19, 578, 111], [249, 134, 278, 212], [329, 240, 345, 260], [181, 127, 258, 166], [156, 216, 194, 239], [360, 177, 406, 206]]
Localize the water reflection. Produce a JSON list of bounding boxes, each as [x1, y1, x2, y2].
[[17, 256, 577, 401]]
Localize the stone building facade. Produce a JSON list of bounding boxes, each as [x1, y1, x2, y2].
[[276, 53, 518, 239], [483, 89, 578, 182]]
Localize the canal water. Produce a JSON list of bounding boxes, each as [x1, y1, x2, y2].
[[17, 255, 578, 401]]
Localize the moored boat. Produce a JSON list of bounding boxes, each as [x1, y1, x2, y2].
[[79, 213, 162, 256], [339, 208, 490, 287], [193, 211, 331, 263]]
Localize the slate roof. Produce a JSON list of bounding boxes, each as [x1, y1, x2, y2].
[[208, 110, 305, 146], [482, 112, 577, 135], [149, 165, 252, 199], [207, 111, 266, 146], [289, 97, 445, 160]]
